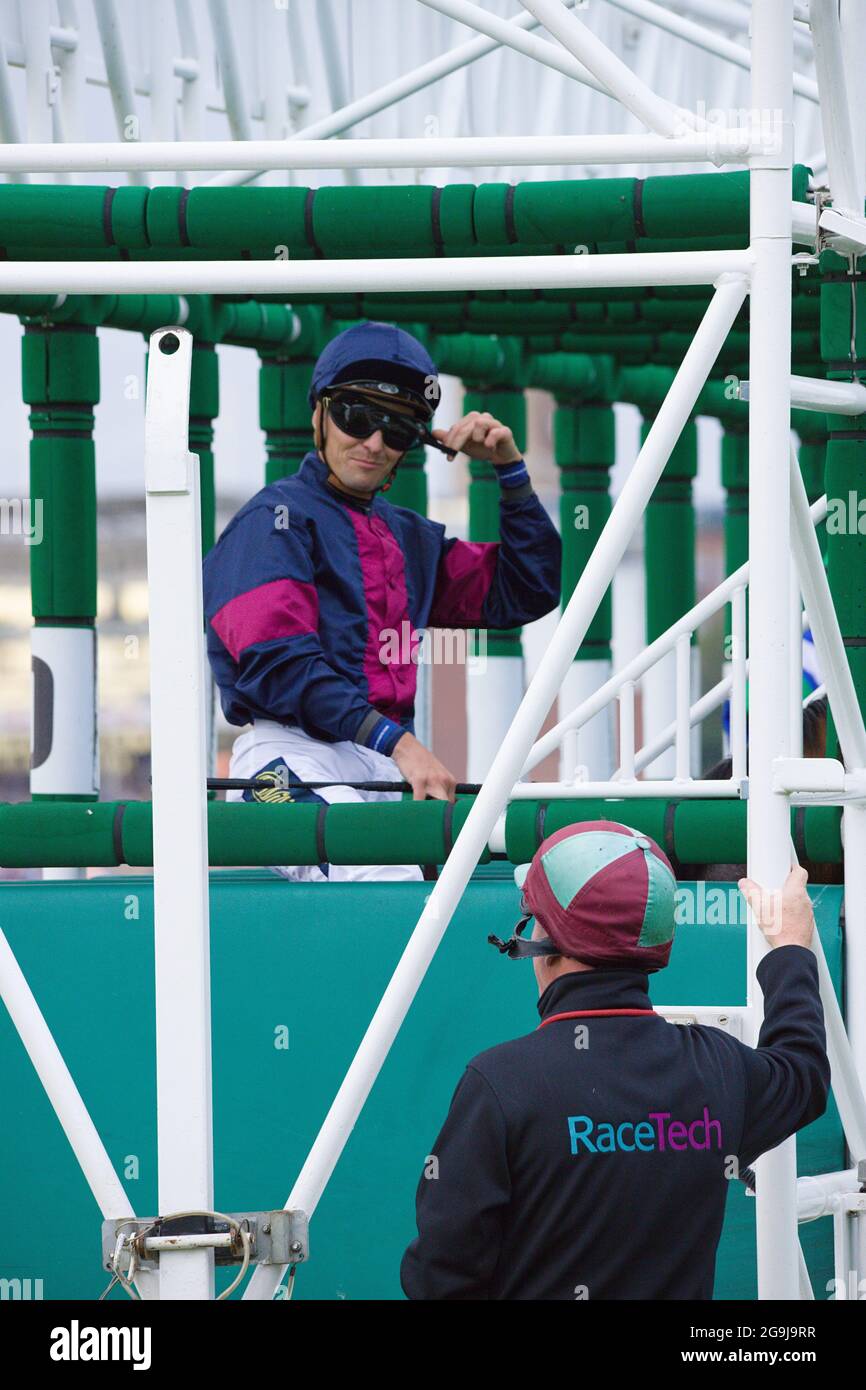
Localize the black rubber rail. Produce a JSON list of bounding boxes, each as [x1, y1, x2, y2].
[[206, 776, 484, 794]]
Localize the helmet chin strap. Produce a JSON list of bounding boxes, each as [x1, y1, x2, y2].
[[318, 404, 404, 498]]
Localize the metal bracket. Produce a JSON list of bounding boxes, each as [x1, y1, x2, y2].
[[658, 1007, 745, 1039], [102, 1210, 309, 1272]]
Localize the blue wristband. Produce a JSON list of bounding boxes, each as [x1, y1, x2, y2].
[[495, 458, 530, 489]]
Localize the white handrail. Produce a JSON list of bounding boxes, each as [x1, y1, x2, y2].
[[523, 494, 829, 777]]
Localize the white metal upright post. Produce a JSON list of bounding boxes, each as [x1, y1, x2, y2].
[[145, 327, 215, 1300], [837, 0, 866, 1171], [746, 0, 800, 1300]]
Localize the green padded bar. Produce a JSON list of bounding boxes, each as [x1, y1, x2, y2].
[[186, 187, 309, 253], [259, 354, 316, 484], [23, 325, 99, 624], [315, 186, 439, 257], [436, 332, 524, 386], [554, 401, 614, 660], [0, 168, 811, 258], [510, 177, 634, 244], [189, 343, 219, 556], [504, 798, 841, 865], [465, 384, 527, 662], [529, 351, 603, 399], [109, 186, 150, 249], [643, 422, 697, 644], [0, 798, 840, 867], [0, 185, 110, 248]]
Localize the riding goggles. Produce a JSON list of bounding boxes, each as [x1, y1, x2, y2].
[[323, 390, 456, 458]]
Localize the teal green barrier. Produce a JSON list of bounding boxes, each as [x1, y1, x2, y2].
[[0, 875, 843, 1301]]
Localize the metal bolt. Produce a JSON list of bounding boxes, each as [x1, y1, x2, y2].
[[290, 1241, 303, 1254]]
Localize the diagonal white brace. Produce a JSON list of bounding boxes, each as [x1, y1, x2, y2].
[[520, 0, 698, 136], [0, 928, 158, 1299]]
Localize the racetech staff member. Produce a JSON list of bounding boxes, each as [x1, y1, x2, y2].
[[202, 321, 562, 881], [400, 820, 830, 1300]]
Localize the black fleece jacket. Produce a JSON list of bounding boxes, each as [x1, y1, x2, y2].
[[401, 946, 829, 1301]]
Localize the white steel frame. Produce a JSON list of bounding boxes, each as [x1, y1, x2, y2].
[[1, 0, 865, 1304]]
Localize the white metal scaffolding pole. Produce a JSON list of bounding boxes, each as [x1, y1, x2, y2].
[[746, 0, 799, 1301], [0, 248, 752, 297], [789, 443, 866, 1105], [604, 0, 820, 105], [0, 929, 137, 1219], [520, 0, 692, 136], [0, 130, 762, 175], [207, 0, 586, 188], [809, 0, 862, 217], [242, 273, 747, 1300], [145, 327, 215, 1300]]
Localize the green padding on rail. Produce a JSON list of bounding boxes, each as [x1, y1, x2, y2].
[[438, 184, 476, 248], [503, 800, 841, 866], [315, 186, 438, 257], [641, 170, 749, 239], [186, 188, 309, 252], [0, 799, 843, 868], [514, 178, 634, 244], [0, 800, 491, 868], [145, 186, 187, 249], [0, 168, 811, 258], [110, 186, 150, 249], [0, 185, 108, 248]]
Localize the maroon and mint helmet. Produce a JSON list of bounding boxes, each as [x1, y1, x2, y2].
[[513, 820, 677, 972]]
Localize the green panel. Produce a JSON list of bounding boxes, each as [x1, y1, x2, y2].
[[0, 877, 842, 1300]]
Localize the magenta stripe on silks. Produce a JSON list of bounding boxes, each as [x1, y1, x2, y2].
[[429, 539, 498, 626], [346, 509, 419, 716], [212, 577, 319, 661]]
